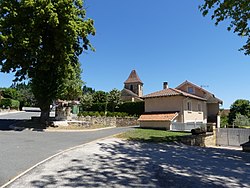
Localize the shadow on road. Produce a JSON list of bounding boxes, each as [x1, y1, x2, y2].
[[0, 119, 25, 131], [28, 140, 250, 188]]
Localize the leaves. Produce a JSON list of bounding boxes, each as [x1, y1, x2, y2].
[[0, 0, 95, 121], [200, 0, 250, 55]]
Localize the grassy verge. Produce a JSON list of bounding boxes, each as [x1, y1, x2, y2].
[[117, 128, 191, 142]]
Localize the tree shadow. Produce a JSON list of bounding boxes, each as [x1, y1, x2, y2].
[[27, 139, 250, 188], [0, 119, 25, 131]]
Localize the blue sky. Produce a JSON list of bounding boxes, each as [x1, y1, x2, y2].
[[0, 0, 249, 108]]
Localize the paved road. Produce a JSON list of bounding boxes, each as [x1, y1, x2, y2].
[[0, 111, 40, 130], [0, 112, 134, 186]]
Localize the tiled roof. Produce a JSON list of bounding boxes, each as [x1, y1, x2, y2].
[[121, 88, 139, 97], [176, 80, 223, 104], [143, 88, 206, 101], [138, 112, 178, 121], [124, 70, 143, 84]]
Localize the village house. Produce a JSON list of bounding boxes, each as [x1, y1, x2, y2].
[[139, 81, 222, 130]]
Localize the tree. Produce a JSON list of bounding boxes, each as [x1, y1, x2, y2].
[[80, 93, 93, 111], [0, 0, 95, 123], [107, 89, 121, 112], [93, 91, 108, 103], [200, 0, 250, 55], [228, 99, 250, 124], [233, 113, 250, 127]]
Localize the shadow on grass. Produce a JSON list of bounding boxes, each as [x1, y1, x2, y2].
[[27, 139, 250, 188]]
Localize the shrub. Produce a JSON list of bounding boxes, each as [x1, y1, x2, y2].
[[0, 98, 20, 109]]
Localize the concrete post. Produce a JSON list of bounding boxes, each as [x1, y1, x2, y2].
[[213, 125, 217, 146]]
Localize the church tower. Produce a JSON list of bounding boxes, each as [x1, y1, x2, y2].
[[124, 70, 143, 97]]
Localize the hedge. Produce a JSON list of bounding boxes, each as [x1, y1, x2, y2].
[[0, 98, 20, 109], [80, 101, 144, 116]]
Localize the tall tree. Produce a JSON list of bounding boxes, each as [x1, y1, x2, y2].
[[0, 0, 95, 123], [108, 89, 121, 112], [200, 0, 250, 55], [228, 99, 250, 124]]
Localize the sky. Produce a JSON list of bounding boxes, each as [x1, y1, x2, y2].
[[0, 0, 249, 109]]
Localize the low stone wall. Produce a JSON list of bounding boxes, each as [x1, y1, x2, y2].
[[76, 116, 138, 127], [179, 133, 215, 147]]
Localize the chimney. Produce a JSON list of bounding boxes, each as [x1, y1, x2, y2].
[[163, 82, 168, 89]]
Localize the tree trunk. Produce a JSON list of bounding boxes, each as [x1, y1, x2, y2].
[[40, 106, 50, 125]]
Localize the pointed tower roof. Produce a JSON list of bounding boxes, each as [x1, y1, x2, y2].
[[124, 70, 143, 84]]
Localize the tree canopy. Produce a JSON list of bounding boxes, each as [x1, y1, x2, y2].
[[228, 99, 250, 124], [200, 0, 250, 55], [0, 0, 95, 122]]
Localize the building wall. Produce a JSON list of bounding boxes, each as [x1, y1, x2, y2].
[[140, 121, 171, 130], [145, 96, 183, 113], [178, 83, 205, 98], [207, 103, 219, 123], [145, 96, 207, 123]]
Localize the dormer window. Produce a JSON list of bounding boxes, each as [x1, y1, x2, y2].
[[187, 86, 194, 94]]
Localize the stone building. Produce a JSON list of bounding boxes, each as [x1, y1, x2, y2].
[[121, 70, 143, 102]]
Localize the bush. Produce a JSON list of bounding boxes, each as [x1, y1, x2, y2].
[[0, 98, 20, 109], [117, 101, 144, 116]]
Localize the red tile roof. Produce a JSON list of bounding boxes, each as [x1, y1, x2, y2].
[[138, 112, 178, 121], [124, 70, 143, 84], [143, 88, 206, 101]]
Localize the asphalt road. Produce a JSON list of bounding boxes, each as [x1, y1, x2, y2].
[[0, 112, 134, 186]]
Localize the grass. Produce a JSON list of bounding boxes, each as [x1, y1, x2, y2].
[[117, 128, 191, 142]]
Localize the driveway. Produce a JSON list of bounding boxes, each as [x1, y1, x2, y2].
[[0, 111, 134, 186], [4, 138, 250, 188]]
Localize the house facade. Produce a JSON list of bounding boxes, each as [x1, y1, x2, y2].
[[139, 81, 222, 129]]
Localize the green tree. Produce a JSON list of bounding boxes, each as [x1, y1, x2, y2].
[[82, 85, 95, 94], [228, 99, 250, 124], [233, 113, 250, 127], [1, 88, 19, 100], [108, 89, 121, 112], [200, 0, 250, 55], [0, 0, 95, 123], [80, 93, 93, 111], [93, 91, 108, 103]]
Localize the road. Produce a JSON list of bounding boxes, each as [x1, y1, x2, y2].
[[0, 111, 133, 186]]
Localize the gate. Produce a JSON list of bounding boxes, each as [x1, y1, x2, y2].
[[216, 128, 250, 146]]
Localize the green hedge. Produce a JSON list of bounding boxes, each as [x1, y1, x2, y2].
[[0, 98, 20, 109], [80, 101, 144, 116], [116, 101, 144, 116]]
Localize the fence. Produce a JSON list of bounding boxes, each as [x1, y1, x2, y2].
[[216, 128, 250, 146], [170, 122, 206, 132]]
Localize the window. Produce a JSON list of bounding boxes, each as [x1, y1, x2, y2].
[[187, 101, 192, 111], [187, 86, 194, 94], [198, 103, 202, 111], [130, 85, 134, 92]]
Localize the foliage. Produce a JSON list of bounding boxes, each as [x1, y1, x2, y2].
[[108, 88, 121, 112], [220, 114, 228, 128], [1, 88, 19, 100], [0, 0, 95, 122], [82, 85, 95, 94], [233, 113, 250, 127], [117, 128, 190, 142], [117, 101, 144, 116], [80, 93, 93, 111], [228, 99, 250, 124], [93, 91, 108, 103], [199, 0, 250, 55], [78, 111, 128, 117], [0, 98, 20, 109], [11, 83, 36, 107]]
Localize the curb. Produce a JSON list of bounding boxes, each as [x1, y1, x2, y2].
[[0, 111, 25, 116], [0, 134, 124, 188]]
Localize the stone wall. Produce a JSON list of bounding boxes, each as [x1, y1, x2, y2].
[[179, 133, 215, 147], [76, 116, 138, 127]]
